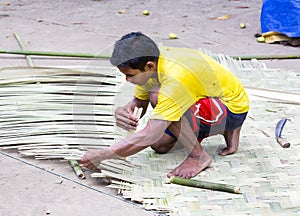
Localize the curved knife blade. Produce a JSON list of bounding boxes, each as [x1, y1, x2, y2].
[[275, 118, 290, 148], [275, 118, 287, 138]]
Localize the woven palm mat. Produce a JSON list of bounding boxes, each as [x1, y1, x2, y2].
[[93, 56, 300, 216]]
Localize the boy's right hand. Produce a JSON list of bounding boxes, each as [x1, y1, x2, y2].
[[115, 106, 139, 131]]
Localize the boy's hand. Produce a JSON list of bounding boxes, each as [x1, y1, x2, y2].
[[79, 150, 102, 170], [115, 106, 138, 131]]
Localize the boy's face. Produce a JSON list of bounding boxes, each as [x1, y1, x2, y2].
[[117, 62, 157, 86]]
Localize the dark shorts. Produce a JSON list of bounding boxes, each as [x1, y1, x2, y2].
[[165, 98, 247, 141]]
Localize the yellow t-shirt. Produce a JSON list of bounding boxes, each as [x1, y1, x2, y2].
[[134, 46, 249, 121]]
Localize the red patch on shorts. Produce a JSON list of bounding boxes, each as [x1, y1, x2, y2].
[[189, 98, 227, 128]]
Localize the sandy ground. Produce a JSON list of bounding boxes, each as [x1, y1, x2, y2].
[[0, 0, 299, 215]]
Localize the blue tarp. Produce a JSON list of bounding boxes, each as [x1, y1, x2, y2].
[[260, 0, 300, 38]]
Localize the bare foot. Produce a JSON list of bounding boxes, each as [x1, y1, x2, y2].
[[219, 127, 241, 156], [167, 150, 212, 178], [218, 146, 238, 156]]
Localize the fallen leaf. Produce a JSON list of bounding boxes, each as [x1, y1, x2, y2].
[[118, 9, 126, 14], [55, 178, 63, 184], [235, 6, 250, 9], [266, 109, 277, 113], [0, 14, 10, 18], [72, 22, 87, 25], [210, 14, 231, 20]]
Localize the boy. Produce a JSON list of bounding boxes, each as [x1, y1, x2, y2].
[[80, 32, 249, 178]]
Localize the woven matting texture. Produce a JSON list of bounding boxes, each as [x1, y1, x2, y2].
[[95, 56, 300, 216]]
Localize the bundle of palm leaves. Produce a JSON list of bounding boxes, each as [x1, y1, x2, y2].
[[0, 66, 123, 159]]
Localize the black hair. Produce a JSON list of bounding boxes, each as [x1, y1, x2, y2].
[[110, 32, 160, 71]]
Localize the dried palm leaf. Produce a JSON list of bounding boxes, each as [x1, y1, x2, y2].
[[0, 66, 124, 160]]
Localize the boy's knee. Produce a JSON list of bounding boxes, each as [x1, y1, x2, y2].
[[151, 145, 170, 154], [151, 136, 176, 154]]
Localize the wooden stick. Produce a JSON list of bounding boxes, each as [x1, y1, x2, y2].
[[129, 107, 143, 133], [13, 32, 34, 66], [170, 176, 241, 194], [133, 107, 143, 120], [136, 107, 143, 119]]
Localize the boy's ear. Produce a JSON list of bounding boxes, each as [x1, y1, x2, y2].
[[144, 61, 157, 71]]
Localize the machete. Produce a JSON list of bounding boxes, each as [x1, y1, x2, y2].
[[275, 118, 290, 148]]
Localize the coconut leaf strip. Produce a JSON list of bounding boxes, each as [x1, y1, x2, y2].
[[93, 170, 151, 184], [99, 164, 126, 174], [0, 125, 115, 135], [100, 160, 134, 172], [35, 155, 82, 160], [0, 124, 116, 135], [13, 142, 106, 149], [0, 68, 122, 83], [0, 113, 115, 122], [0, 76, 120, 86], [0, 136, 116, 147], [0, 132, 119, 141], [0, 104, 114, 113], [0, 85, 120, 94], [0, 94, 116, 104], [0, 66, 118, 78]]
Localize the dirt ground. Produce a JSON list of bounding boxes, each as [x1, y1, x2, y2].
[[0, 0, 299, 216]]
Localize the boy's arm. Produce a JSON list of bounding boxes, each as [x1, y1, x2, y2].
[[80, 118, 170, 169]]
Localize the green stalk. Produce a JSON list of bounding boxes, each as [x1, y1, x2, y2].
[[0, 48, 298, 60], [170, 176, 241, 194], [231, 54, 300, 60], [13, 32, 34, 66], [69, 160, 86, 179], [0, 49, 111, 59]]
